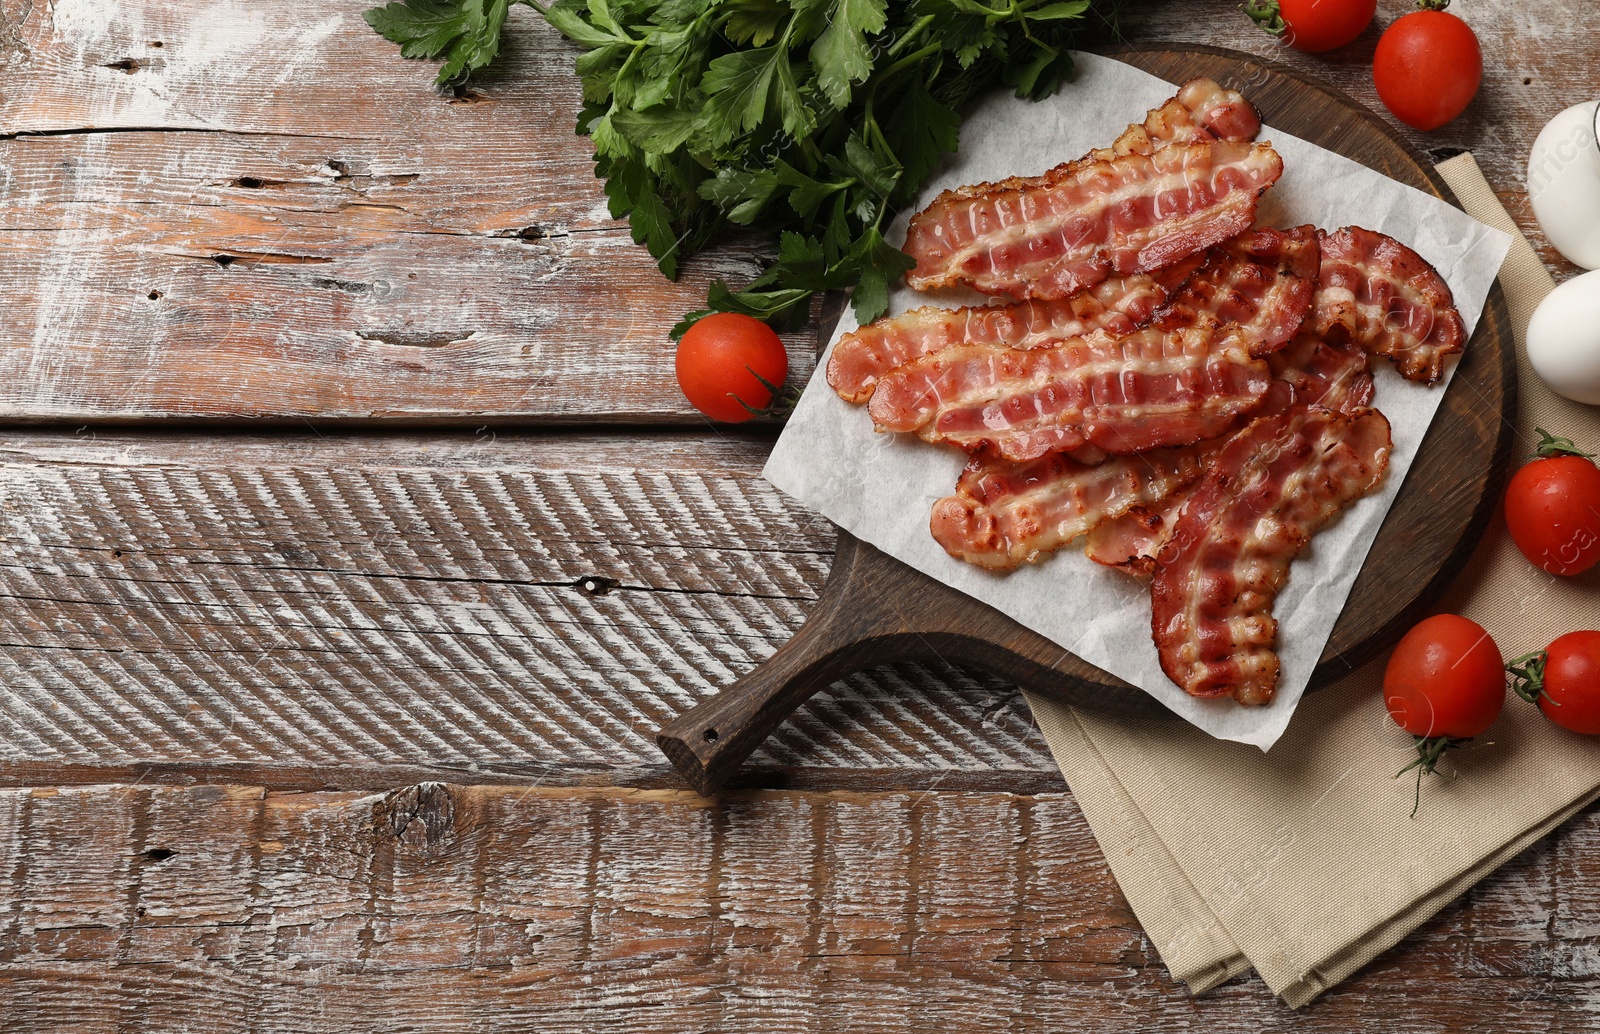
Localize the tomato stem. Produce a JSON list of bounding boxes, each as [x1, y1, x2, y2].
[[1530, 427, 1596, 460], [1395, 734, 1472, 818], [733, 366, 799, 421], [1240, 0, 1286, 36], [1506, 650, 1554, 706], [1415, 0, 1451, 10]]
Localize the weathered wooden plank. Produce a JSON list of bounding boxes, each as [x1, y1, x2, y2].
[[0, 208, 789, 423], [0, 0, 804, 422], [0, 430, 1060, 784], [0, 781, 1596, 1030]]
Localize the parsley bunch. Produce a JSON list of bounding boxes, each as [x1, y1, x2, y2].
[[364, 0, 1123, 331]]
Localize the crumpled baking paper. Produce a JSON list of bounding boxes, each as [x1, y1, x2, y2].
[[763, 53, 1513, 748]]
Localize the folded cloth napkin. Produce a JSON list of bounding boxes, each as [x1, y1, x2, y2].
[[1025, 153, 1600, 1008]]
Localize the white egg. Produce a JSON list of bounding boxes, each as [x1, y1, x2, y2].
[[1528, 269, 1600, 405], [1527, 100, 1600, 270]]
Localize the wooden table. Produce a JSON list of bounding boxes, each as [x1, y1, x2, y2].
[[0, 0, 1596, 1027]]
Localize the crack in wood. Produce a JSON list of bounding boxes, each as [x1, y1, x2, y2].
[[100, 56, 160, 73], [0, 126, 368, 142], [201, 251, 332, 267], [352, 328, 472, 349]]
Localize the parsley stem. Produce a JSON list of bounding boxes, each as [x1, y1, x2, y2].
[[870, 41, 943, 87], [886, 14, 937, 58]]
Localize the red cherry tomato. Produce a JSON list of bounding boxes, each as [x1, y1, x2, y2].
[[1384, 614, 1505, 738], [1246, 0, 1376, 53], [674, 313, 788, 423], [1372, 4, 1482, 131], [1510, 632, 1600, 735], [1504, 431, 1600, 577]]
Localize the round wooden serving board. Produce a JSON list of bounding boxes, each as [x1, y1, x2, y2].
[[658, 45, 1516, 795]]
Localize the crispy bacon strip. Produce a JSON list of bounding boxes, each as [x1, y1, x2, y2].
[[867, 319, 1271, 461], [1082, 496, 1187, 574], [1170, 77, 1263, 143], [869, 227, 1317, 461], [930, 445, 1211, 570], [902, 140, 1284, 300], [1070, 77, 1261, 174], [934, 78, 1261, 206], [1153, 224, 1319, 357], [1082, 334, 1374, 572], [826, 258, 1203, 403], [1150, 405, 1392, 705], [1314, 226, 1466, 384], [1266, 333, 1376, 414]]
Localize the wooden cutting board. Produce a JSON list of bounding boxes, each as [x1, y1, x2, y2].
[[658, 44, 1517, 795]]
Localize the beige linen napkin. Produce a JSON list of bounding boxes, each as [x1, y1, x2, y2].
[[1025, 153, 1600, 1008]]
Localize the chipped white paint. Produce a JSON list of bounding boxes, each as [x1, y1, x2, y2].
[[46, 0, 344, 127], [23, 134, 103, 392]]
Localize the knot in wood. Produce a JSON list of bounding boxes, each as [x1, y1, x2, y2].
[[376, 782, 457, 850]]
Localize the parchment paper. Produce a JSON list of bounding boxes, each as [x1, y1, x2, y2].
[[763, 53, 1513, 749]]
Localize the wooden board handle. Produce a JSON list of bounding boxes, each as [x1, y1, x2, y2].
[[656, 596, 903, 795], [655, 532, 1164, 794]]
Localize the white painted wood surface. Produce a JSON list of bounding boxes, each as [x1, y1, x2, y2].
[[0, 0, 803, 422], [0, 431, 1056, 783]]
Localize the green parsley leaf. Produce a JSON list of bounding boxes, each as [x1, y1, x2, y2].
[[846, 225, 916, 324], [721, 0, 792, 46], [880, 76, 960, 205], [699, 45, 786, 144], [698, 166, 781, 224], [1031, 1, 1094, 20], [611, 103, 701, 153], [363, 0, 514, 84], [809, 0, 888, 109]]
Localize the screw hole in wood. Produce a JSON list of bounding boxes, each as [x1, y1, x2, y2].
[[703, 728, 718, 743], [575, 576, 617, 597]]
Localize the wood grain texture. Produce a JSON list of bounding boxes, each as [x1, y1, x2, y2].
[[1, 780, 1598, 1032], [0, 0, 806, 423], [0, 430, 1059, 785], [0, 0, 1590, 422]]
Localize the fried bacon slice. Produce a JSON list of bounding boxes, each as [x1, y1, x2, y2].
[[1150, 405, 1392, 705], [868, 227, 1317, 461], [1153, 224, 1319, 357], [1082, 495, 1188, 574], [1068, 76, 1261, 176], [1168, 77, 1263, 144], [867, 319, 1271, 461], [826, 257, 1204, 403], [903, 140, 1284, 300], [1313, 226, 1467, 384], [1266, 333, 1376, 414], [929, 78, 1262, 212], [1082, 334, 1374, 572], [930, 445, 1212, 570]]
